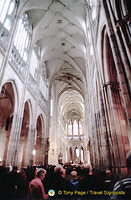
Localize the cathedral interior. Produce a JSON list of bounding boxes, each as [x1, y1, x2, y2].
[[0, 0, 131, 178]]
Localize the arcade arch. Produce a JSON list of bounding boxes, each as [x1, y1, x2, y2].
[[34, 115, 44, 166], [0, 82, 15, 165]]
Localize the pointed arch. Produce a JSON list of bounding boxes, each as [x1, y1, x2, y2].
[[34, 114, 44, 165], [0, 81, 18, 165]]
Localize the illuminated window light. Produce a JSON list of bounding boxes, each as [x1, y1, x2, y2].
[[50, 99, 53, 116], [33, 149, 36, 155]]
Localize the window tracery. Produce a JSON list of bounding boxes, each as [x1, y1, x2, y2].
[[73, 120, 78, 135], [0, 0, 18, 52], [14, 12, 31, 61], [0, 0, 16, 30], [67, 119, 84, 140]]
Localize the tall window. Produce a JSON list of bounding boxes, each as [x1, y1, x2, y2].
[[68, 121, 72, 135], [0, 0, 16, 31], [14, 13, 31, 61], [79, 121, 83, 135], [67, 119, 84, 139], [73, 120, 78, 135], [50, 99, 53, 116]]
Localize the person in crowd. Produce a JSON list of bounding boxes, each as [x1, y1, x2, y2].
[[54, 164, 66, 179], [26, 166, 36, 185], [29, 168, 48, 200], [111, 151, 131, 200], [7, 166, 27, 200], [79, 163, 103, 190], [104, 169, 114, 190], [43, 165, 56, 193], [78, 163, 105, 199], [0, 166, 9, 200], [69, 170, 79, 191], [48, 164, 69, 199]]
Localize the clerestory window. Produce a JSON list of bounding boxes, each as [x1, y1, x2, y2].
[[0, 0, 16, 31], [73, 120, 78, 135], [67, 119, 84, 140], [14, 12, 31, 61], [68, 120, 72, 135]]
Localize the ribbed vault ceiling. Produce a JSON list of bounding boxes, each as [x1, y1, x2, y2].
[[21, 0, 89, 122]]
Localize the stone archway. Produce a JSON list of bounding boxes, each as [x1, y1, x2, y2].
[[0, 82, 15, 166], [34, 115, 43, 165]]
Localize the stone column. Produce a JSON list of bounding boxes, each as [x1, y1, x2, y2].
[[106, 0, 131, 95], [6, 113, 23, 166], [103, 83, 124, 173], [0, 3, 20, 84], [44, 138, 50, 164], [25, 127, 36, 166], [102, 0, 131, 145], [100, 91, 113, 169]]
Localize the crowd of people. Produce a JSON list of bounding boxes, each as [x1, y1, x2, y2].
[[0, 151, 131, 200]]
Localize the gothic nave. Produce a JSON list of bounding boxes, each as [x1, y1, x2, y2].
[[0, 0, 131, 179]]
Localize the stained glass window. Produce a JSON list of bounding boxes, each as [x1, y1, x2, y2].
[[0, 0, 10, 23], [79, 121, 83, 135], [67, 119, 84, 140], [0, 0, 16, 30], [50, 99, 53, 116], [14, 13, 31, 61], [73, 120, 78, 135], [68, 121, 72, 135]]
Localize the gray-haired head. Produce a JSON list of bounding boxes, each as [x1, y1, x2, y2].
[[36, 168, 46, 178]]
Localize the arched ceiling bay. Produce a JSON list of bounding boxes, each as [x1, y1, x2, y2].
[[55, 66, 85, 124], [22, 0, 88, 79], [59, 89, 84, 122], [21, 0, 88, 122]]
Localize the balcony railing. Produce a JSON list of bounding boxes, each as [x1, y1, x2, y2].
[[27, 73, 36, 94], [1, 36, 48, 111], [67, 135, 86, 141], [9, 45, 26, 80]]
